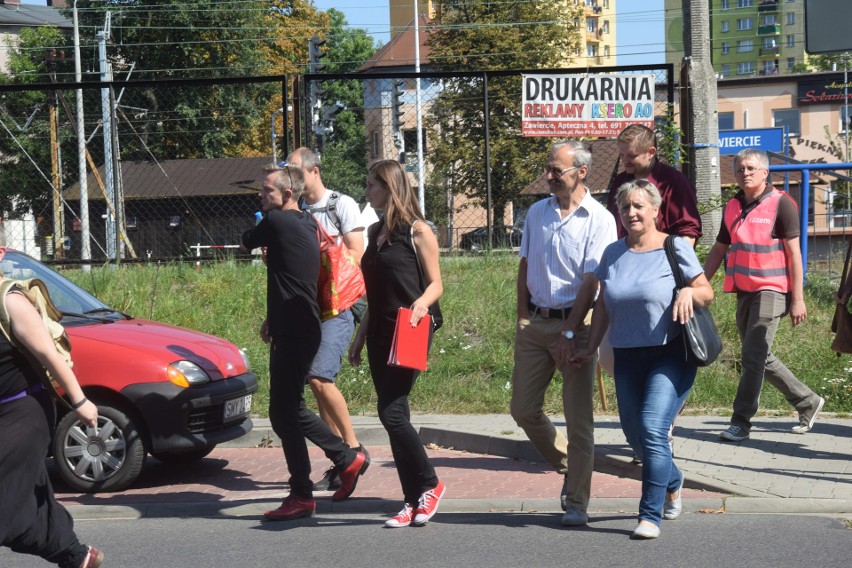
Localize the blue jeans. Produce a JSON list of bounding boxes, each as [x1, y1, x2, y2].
[[614, 340, 695, 526]]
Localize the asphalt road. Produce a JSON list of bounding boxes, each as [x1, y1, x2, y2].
[[2, 512, 849, 567]]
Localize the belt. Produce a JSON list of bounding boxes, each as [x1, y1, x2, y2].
[[529, 302, 571, 319], [0, 383, 45, 405]]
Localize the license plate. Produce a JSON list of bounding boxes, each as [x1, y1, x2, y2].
[[223, 394, 252, 421]]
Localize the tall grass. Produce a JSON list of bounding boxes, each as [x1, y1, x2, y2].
[[63, 255, 852, 417]]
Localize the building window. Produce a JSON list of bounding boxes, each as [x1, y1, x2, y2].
[[587, 19, 598, 33], [587, 43, 599, 57], [721, 0, 730, 9], [602, 20, 610, 33], [737, 39, 754, 52], [762, 60, 778, 75], [719, 112, 735, 131], [603, 0, 609, 8], [737, 0, 753, 7], [721, 20, 730, 33], [787, 12, 795, 25], [762, 37, 777, 50], [737, 18, 753, 31], [737, 61, 754, 75], [761, 15, 777, 26], [721, 42, 730, 55], [787, 57, 796, 69], [786, 34, 795, 48], [773, 108, 800, 136], [604, 44, 610, 57], [721, 63, 731, 77]]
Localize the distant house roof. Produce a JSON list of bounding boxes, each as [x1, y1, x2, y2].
[[0, 2, 71, 28], [357, 14, 432, 73], [64, 157, 269, 201]]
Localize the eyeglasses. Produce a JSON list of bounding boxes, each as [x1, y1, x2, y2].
[[735, 165, 764, 174], [278, 162, 294, 189], [543, 165, 580, 177]]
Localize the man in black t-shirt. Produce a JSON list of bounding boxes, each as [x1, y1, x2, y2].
[[242, 164, 368, 521]]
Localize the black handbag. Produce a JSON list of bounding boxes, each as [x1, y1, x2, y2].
[[663, 235, 722, 367]]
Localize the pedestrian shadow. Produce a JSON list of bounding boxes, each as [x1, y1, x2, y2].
[[426, 454, 554, 474], [435, 511, 634, 535]]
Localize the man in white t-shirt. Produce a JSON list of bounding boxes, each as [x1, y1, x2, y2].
[[285, 147, 368, 492]]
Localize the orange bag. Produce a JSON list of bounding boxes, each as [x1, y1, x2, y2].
[[315, 219, 366, 321]]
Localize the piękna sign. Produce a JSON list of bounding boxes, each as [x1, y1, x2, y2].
[[521, 73, 655, 137]]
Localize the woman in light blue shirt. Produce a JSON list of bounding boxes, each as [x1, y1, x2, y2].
[[572, 179, 714, 539]]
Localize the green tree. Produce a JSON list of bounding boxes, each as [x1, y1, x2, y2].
[[312, 8, 378, 201], [0, 26, 72, 219], [425, 0, 583, 225], [792, 53, 851, 73]]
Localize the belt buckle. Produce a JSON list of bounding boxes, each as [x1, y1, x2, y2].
[[539, 307, 551, 318]]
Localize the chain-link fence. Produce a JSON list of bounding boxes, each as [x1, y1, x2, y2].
[[1, 65, 674, 263]]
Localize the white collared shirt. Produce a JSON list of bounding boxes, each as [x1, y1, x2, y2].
[[519, 189, 617, 308]]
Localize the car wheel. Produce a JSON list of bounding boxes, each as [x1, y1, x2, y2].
[[151, 447, 215, 464], [52, 402, 146, 493]]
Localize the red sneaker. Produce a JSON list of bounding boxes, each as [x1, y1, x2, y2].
[[263, 494, 316, 521], [332, 451, 368, 502], [80, 546, 104, 568], [412, 480, 446, 526], [384, 504, 414, 528]]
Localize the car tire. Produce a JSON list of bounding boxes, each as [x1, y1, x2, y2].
[[52, 402, 146, 493], [151, 447, 215, 464]]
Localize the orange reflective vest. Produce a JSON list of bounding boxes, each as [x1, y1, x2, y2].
[[723, 188, 793, 293]]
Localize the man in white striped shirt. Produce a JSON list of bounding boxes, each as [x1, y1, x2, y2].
[[510, 139, 617, 527]]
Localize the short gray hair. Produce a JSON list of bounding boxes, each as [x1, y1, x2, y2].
[[615, 179, 662, 210], [550, 139, 591, 169], [262, 163, 305, 201], [734, 148, 769, 170]]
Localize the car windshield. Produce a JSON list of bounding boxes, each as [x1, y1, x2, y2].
[[0, 251, 121, 323]]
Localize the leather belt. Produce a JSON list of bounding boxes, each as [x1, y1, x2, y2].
[[529, 302, 571, 319]]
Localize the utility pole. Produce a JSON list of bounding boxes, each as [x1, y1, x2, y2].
[[98, 14, 117, 261], [682, 0, 722, 245], [73, 0, 91, 266]]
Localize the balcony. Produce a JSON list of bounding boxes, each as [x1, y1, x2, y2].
[[758, 24, 781, 35], [759, 46, 780, 57], [759, 67, 779, 76], [758, 0, 779, 13], [586, 31, 602, 42]]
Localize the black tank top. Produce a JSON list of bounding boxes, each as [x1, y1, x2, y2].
[[361, 218, 424, 338], [0, 328, 42, 400]]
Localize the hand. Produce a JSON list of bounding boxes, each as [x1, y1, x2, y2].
[[555, 335, 576, 367], [409, 301, 430, 326], [789, 298, 807, 326], [672, 288, 695, 324], [259, 319, 270, 344], [569, 348, 594, 367], [348, 336, 365, 366], [74, 399, 98, 428]]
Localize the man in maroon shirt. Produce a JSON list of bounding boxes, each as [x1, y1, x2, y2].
[[606, 124, 702, 245]]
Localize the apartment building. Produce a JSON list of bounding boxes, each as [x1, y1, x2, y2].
[[388, 0, 617, 68], [665, 0, 807, 77]]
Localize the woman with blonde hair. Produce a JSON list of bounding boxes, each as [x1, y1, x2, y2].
[[348, 160, 445, 528]]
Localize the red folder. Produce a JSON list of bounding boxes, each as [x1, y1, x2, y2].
[[387, 307, 431, 371]]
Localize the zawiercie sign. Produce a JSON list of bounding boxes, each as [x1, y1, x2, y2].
[[522, 73, 655, 137]]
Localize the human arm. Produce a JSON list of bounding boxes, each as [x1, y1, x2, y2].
[[348, 310, 369, 366], [556, 272, 599, 365], [410, 222, 443, 326], [658, 171, 702, 242], [259, 318, 270, 344], [703, 241, 729, 281], [569, 283, 610, 366], [516, 257, 531, 321], [342, 230, 365, 265], [5, 292, 98, 427], [672, 273, 714, 324], [784, 237, 807, 326]]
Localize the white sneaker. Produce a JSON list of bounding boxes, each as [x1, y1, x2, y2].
[[792, 397, 825, 434]]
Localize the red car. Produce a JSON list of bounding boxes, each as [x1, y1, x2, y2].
[[0, 250, 257, 493]]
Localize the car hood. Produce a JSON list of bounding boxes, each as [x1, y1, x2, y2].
[[66, 317, 249, 384]]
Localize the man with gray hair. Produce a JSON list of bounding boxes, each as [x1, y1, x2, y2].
[[704, 148, 823, 442], [510, 140, 617, 527]]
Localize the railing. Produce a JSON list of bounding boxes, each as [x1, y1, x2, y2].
[[759, 46, 780, 57], [758, 24, 781, 35]]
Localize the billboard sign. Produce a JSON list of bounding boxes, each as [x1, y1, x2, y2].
[[521, 73, 655, 137], [719, 128, 785, 155]]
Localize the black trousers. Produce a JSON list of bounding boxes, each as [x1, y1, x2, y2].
[[367, 332, 438, 504], [0, 393, 88, 568], [268, 333, 357, 498]]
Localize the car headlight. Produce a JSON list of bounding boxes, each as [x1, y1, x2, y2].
[[166, 360, 211, 387], [240, 349, 252, 373]]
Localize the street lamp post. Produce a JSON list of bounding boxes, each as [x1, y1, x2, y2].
[[73, 1, 91, 264]]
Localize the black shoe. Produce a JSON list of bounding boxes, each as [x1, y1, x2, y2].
[[312, 466, 340, 491], [357, 444, 371, 474]]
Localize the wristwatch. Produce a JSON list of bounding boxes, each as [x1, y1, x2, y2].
[[562, 330, 575, 340]]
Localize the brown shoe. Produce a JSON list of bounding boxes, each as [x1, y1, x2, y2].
[[332, 451, 367, 502], [263, 494, 316, 521], [80, 546, 104, 568]]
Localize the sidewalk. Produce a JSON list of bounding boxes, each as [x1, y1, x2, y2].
[[55, 414, 852, 520]]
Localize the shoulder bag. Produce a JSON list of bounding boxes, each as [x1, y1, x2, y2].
[[410, 220, 444, 331], [312, 216, 366, 321], [663, 235, 722, 367]]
